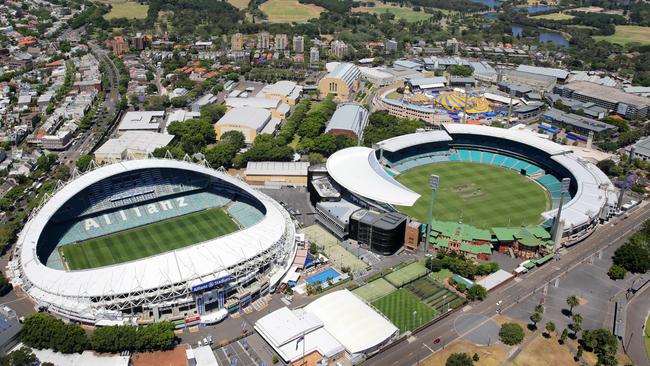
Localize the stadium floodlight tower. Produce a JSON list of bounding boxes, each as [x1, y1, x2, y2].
[[424, 174, 440, 254], [551, 177, 571, 250]]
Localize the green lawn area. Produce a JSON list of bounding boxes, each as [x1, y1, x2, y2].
[[428, 269, 452, 282], [353, 278, 397, 302], [593, 25, 650, 45], [385, 262, 428, 287], [530, 12, 574, 20], [60, 208, 239, 270], [104, 1, 149, 19], [353, 4, 435, 22], [396, 162, 549, 229], [372, 289, 437, 333], [260, 0, 323, 23], [227, 0, 250, 9]]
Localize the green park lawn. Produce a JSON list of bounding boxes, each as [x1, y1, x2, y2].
[[396, 162, 550, 229], [60, 208, 238, 270], [104, 1, 149, 19], [530, 12, 574, 20], [593, 26, 650, 46], [352, 4, 437, 22], [260, 0, 324, 23]]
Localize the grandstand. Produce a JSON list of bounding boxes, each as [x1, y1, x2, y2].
[[11, 159, 297, 324]]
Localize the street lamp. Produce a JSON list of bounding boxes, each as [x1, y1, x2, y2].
[[424, 175, 440, 254], [551, 178, 571, 249]]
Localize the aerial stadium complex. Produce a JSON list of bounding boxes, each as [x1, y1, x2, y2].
[[315, 124, 618, 257], [9, 159, 297, 324]]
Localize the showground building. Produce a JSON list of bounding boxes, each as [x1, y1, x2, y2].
[[9, 159, 297, 325], [316, 124, 617, 256]]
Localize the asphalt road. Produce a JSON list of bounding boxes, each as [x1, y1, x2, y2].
[[624, 284, 650, 366], [366, 206, 650, 366]]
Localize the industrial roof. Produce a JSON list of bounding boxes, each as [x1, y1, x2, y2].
[[117, 111, 165, 131], [225, 97, 281, 110], [377, 130, 453, 152], [476, 270, 513, 291], [516, 64, 569, 80], [95, 131, 174, 156], [564, 81, 650, 108], [542, 108, 616, 133], [257, 80, 300, 98], [326, 147, 420, 206], [408, 77, 447, 87], [324, 63, 361, 88], [17, 159, 290, 306], [304, 290, 398, 354], [216, 107, 271, 130], [246, 161, 309, 176], [325, 103, 369, 136]]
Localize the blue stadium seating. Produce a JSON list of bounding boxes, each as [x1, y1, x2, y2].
[[470, 150, 482, 163]]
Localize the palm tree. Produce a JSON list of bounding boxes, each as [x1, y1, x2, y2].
[[545, 321, 556, 337], [534, 304, 544, 314], [571, 313, 583, 337], [566, 295, 579, 314], [530, 312, 542, 330]]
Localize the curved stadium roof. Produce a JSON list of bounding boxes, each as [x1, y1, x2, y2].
[[17, 159, 289, 305], [326, 147, 420, 206]]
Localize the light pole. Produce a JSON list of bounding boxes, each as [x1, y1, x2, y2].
[[412, 310, 417, 331], [424, 175, 440, 254], [551, 178, 571, 250]]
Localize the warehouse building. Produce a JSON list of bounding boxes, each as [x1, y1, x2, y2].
[[117, 111, 166, 134], [318, 63, 361, 102], [94, 131, 174, 163], [256, 80, 302, 105], [225, 97, 291, 119], [516, 65, 569, 82], [245, 161, 310, 187], [325, 104, 369, 139], [214, 107, 272, 144], [554, 81, 650, 120], [541, 108, 617, 137]]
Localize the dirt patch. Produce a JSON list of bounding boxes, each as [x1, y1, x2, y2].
[[453, 183, 484, 200], [421, 339, 510, 366], [512, 335, 575, 366]]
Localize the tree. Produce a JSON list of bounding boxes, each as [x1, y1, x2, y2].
[[566, 295, 579, 314], [571, 313, 583, 337], [21, 313, 89, 354], [575, 345, 583, 360], [76, 154, 94, 172], [472, 353, 480, 362], [0, 271, 12, 296], [613, 241, 650, 273], [530, 312, 542, 330], [467, 285, 487, 301], [560, 328, 569, 344], [582, 329, 618, 366], [534, 304, 544, 314], [607, 264, 626, 280], [499, 323, 524, 346], [446, 353, 474, 366], [220, 130, 245, 151], [545, 322, 556, 338], [2, 347, 36, 366], [448, 65, 473, 77], [135, 322, 175, 351], [200, 104, 227, 123], [90, 325, 137, 353]]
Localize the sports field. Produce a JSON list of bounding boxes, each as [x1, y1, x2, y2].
[[372, 289, 437, 333], [384, 262, 428, 287], [530, 12, 574, 20], [593, 25, 650, 45], [352, 4, 437, 22], [396, 162, 550, 228], [353, 278, 396, 302], [60, 208, 239, 270], [104, 1, 149, 19], [260, 0, 323, 23]]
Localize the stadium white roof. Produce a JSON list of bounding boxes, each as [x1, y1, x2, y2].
[[17, 159, 291, 310], [377, 130, 452, 152], [443, 124, 571, 156], [326, 147, 420, 206], [304, 290, 398, 355]]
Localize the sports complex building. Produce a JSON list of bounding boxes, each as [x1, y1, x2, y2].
[[9, 159, 297, 324], [313, 124, 617, 256]]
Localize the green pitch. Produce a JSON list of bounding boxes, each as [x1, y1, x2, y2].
[[60, 208, 239, 270], [352, 278, 396, 302], [372, 289, 437, 333], [396, 162, 550, 229]]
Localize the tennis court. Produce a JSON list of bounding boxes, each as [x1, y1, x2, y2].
[[385, 262, 428, 287], [372, 289, 437, 333], [352, 278, 396, 302]]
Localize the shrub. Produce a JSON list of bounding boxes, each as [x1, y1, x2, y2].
[[499, 323, 524, 345]]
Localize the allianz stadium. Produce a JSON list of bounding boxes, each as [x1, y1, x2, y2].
[[9, 159, 296, 324], [325, 124, 618, 245]]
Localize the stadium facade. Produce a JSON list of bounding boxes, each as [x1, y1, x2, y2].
[[9, 159, 297, 324], [317, 124, 617, 247]]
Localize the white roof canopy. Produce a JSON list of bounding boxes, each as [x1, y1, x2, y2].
[[326, 147, 420, 206]]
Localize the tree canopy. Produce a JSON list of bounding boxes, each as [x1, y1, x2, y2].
[[446, 353, 474, 366], [499, 323, 524, 346]]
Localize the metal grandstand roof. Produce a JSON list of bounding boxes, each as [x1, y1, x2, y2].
[[377, 130, 453, 152], [442, 124, 571, 156], [17, 159, 292, 306], [326, 147, 420, 206]]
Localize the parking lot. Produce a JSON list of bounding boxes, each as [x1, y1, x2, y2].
[[503, 240, 639, 332]]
